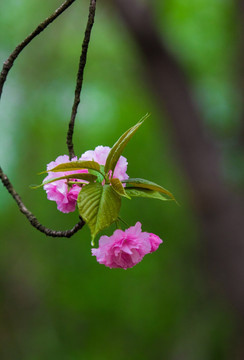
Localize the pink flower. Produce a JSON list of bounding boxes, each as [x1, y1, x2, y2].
[[80, 146, 129, 182], [92, 222, 163, 269], [43, 146, 129, 213], [43, 155, 85, 213], [148, 233, 163, 252]]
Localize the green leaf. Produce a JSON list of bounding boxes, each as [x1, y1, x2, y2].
[[88, 169, 104, 183], [123, 178, 176, 201], [77, 183, 121, 243], [31, 173, 97, 189], [104, 113, 150, 175], [110, 178, 131, 199], [39, 160, 101, 174], [125, 187, 170, 201]]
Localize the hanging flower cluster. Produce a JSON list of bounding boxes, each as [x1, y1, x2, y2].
[[35, 115, 176, 269], [92, 222, 162, 269], [43, 148, 128, 213]]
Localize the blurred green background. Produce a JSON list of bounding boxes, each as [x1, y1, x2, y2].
[[0, 0, 242, 359]]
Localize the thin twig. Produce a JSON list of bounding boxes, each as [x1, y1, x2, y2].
[[0, 167, 85, 237], [67, 0, 97, 159], [0, 0, 76, 100], [0, 0, 91, 238]]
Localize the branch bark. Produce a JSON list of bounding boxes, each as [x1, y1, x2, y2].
[[0, 0, 97, 238], [0, 167, 85, 237], [0, 0, 76, 100], [67, 0, 97, 159], [113, 0, 244, 317]]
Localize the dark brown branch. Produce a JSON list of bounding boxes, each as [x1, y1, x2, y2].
[[0, 0, 89, 238], [67, 0, 97, 159], [0, 0, 76, 100], [0, 167, 85, 237]]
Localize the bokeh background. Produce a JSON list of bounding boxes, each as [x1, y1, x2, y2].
[[0, 0, 243, 359]]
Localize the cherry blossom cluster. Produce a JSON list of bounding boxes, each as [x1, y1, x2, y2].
[[43, 146, 128, 213], [43, 145, 163, 270]]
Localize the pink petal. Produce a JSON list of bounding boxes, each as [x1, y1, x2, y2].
[[92, 223, 163, 269]]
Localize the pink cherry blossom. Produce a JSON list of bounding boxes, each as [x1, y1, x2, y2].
[[92, 222, 163, 269], [43, 146, 129, 213], [80, 146, 129, 182], [148, 233, 163, 252], [43, 155, 85, 213]]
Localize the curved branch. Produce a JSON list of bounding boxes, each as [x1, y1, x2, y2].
[[0, 167, 85, 237], [67, 0, 97, 159], [0, 0, 76, 100], [0, 0, 92, 238]]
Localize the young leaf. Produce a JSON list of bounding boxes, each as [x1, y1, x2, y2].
[[39, 160, 101, 174], [77, 183, 121, 243], [122, 178, 176, 201], [88, 169, 104, 183], [125, 187, 170, 201], [110, 178, 131, 199], [104, 113, 150, 175], [31, 173, 97, 189]]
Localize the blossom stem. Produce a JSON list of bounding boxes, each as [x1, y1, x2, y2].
[[115, 220, 121, 230], [118, 216, 129, 228]]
